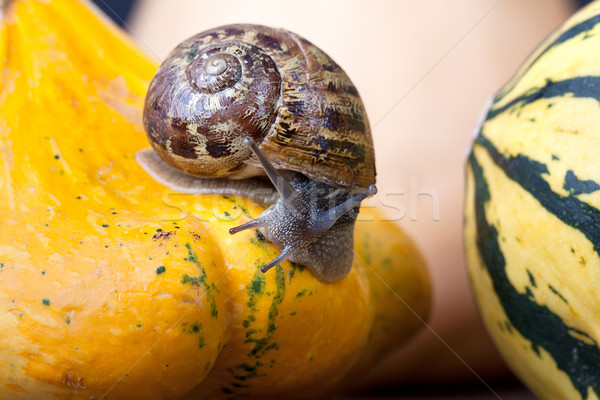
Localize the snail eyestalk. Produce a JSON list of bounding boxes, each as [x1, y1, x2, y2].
[[310, 185, 377, 234], [260, 246, 293, 273], [229, 218, 264, 235], [242, 137, 298, 209]]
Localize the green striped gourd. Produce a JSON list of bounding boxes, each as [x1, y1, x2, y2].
[[465, 1, 600, 399]]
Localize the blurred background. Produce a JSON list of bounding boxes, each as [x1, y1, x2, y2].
[[90, 0, 591, 398]]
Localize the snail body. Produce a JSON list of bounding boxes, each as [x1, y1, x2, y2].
[[137, 24, 376, 282]]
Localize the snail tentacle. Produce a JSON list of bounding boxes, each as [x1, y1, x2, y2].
[[312, 185, 378, 234], [228, 218, 264, 235], [242, 137, 299, 210], [260, 246, 293, 273]]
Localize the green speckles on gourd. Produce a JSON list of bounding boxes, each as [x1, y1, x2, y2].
[[231, 266, 286, 388], [246, 269, 285, 356], [184, 243, 201, 266], [248, 273, 266, 304], [42, 298, 50, 306], [288, 262, 304, 284], [156, 266, 166, 275], [248, 230, 268, 248], [227, 361, 265, 384], [182, 321, 201, 334], [296, 288, 312, 298], [238, 363, 259, 373], [180, 274, 218, 318], [237, 204, 252, 218], [267, 267, 285, 334], [181, 243, 218, 318], [381, 257, 392, 269], [182, 321, 205, 348]]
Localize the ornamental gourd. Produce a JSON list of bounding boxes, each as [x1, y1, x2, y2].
[[465, 1, 600, 399], [137, 24, 376, 282], [0, 0, 430, 399]]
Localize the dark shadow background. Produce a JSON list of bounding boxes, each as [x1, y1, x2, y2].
[[91, 0, 136, 27]]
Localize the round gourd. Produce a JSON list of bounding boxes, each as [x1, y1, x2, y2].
[[465, 1, 600, 399], [0, 0, 430, 399]]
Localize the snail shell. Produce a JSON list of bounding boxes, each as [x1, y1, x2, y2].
[[137, 24, 376, 282], [142, 23, 375, 189]]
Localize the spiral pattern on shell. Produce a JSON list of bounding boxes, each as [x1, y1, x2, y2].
[[143, 24, 376, 189], [144, 38, 281, 178], [188, 51, 242, 94]]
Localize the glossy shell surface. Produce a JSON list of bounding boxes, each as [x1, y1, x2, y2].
[[144, 24, 376, 189]]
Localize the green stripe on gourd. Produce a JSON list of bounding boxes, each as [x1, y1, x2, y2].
[[466, 1, 600, 399], [469, 142, 600, 399]]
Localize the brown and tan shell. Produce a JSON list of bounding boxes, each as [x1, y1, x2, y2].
[[143, 24, 375, 190]]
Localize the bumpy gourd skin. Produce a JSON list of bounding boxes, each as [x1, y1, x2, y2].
[[0, 1, 430, 399], [465, 2, 600, 399]]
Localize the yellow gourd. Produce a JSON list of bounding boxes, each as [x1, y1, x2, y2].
[[0, 0, 430, 398]]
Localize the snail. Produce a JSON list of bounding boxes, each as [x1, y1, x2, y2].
[[136, 24, 376, 282]]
